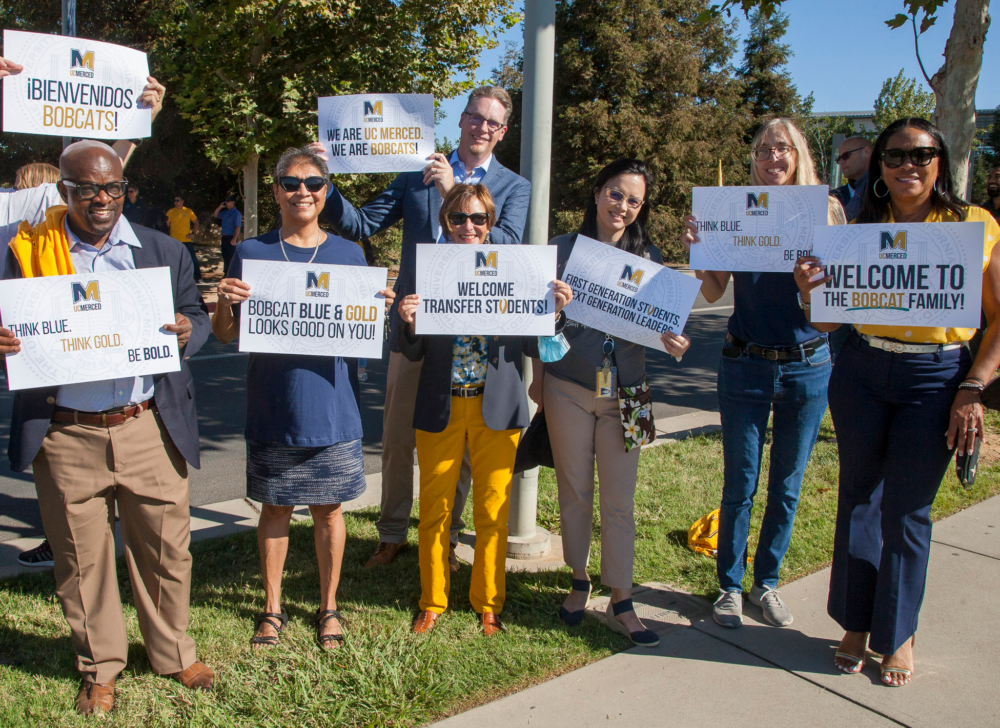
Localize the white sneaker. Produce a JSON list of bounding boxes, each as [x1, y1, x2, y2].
[[749, 585, 793, 627], [712, 590, 743, 629]]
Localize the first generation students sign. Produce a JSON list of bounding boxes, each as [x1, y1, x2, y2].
[[2, 30, 152, 139]]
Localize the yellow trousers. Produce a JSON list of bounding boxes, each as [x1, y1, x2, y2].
[[415, 396, 520, 614]]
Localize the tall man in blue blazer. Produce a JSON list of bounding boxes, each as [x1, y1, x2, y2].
[[313, 86, 530, 568], [0, 141, 214, 716]]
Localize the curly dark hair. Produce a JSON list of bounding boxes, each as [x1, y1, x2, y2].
[[857, 117, 967, 224], [578, 158, 652, 257]]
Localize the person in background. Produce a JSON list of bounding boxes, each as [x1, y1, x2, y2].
[[0, 141, 213, 715], [213, 194, 243, 275], [309, 86, 530, 571], [142, 206, 170, 235], [167, 195, 202, 282], [683, 117, 845, 632], [796, 117, 1000, 688], [122, 185, 148, 225], [14, 162, 59, 190], [212, 147, 395, 651], [532, 159, 690, 648], [832, 136, 871, 222], [982, 163, 1000, 224], [399, 183, 571, 636]]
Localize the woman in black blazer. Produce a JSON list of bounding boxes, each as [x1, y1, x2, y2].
[[397, 183, 572, 636]]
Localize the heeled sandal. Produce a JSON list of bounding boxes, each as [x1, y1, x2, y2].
[[880, 635, 915, 687], [602, 598, 659, 648], [250, 609, 288, 649], [833, 652, 865, 674], [559, 578, 593, 626], [315, 609, 345, 650]]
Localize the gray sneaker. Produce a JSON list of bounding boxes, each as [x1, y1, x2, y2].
[[749, 585, 793, 627], [712, 590, 743, 628]]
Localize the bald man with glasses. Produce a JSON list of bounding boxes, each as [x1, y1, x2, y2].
[[832, 136, 872, 222]]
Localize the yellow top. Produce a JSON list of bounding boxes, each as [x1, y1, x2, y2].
[[166, 205, 197, 242], [854, 206, 999, 344], [8, 206, 75, 278]]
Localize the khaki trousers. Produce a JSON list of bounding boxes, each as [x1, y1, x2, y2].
[[378, 350, 471, 544], [543, 374, 641, 589], [33, 407, 197, 684]]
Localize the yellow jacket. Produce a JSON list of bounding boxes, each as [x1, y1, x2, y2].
[[8, 205, 76, 278]]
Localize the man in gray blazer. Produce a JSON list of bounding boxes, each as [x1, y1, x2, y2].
[[314, 86, 530, 568]]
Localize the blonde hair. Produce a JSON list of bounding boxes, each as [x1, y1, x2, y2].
[[15, 162, 60, 190], [439, 184, 496, 238], [465, 86, 513, 124], [749, 118, 819, 187]]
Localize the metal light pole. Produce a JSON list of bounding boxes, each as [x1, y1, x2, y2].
[[507, 0, 556, 559], [61, 0, 76, 150]]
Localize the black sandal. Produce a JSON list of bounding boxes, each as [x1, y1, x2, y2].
[[603, 599, 659, 648], [559, 578, 593, 626], [250, 609, 288, 648], [315, 609, 345, 649]]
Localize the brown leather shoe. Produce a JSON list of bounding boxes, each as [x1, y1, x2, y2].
[[448, 544, 460, 574], [168, 661, 215, 691], [75, 679, 115, 716], [480, 612, 506, 637], [365, 541, 408, 568], [412, 610, 439, 634]]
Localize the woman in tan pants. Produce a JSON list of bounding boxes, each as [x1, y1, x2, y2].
[[529, 159, 690, 646]]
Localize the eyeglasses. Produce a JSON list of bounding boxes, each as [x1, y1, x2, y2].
[[461, 112, 505, 132], [605, 188, 644, 209], [835, 147, 866, 164], [881, 147, 940, 168], [62, 179, 129, 200], [447, 211, 489, 226], [752, 145, 795, 161], [278, 176, 327, 192]]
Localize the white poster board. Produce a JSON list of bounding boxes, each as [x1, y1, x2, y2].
[[561, 235, 702, 352], [2, 30, 152, 139], [690, 185, 829, 272], [238, 260, 387, 358], [810, 222, 985, 328], [0, 267, 179, 390], [318, 93, 434, 174], [414, 244, 558, 336]]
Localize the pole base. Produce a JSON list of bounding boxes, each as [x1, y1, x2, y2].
[[506, 526, 552, 560]]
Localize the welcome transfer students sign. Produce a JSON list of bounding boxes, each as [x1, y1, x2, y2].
[[810, 222, 985, 329], [2, 30, 152, 139]]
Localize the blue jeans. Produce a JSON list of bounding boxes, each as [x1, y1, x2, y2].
[[716, 340, 831, 592]]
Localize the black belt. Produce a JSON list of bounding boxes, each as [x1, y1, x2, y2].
[[725, 334, 825, 361], [451, 385, 484, 398]]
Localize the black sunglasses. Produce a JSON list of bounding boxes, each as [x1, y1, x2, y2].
[[62, 179, 129, 200], [447, 211, 489, 226], [882, 147, 940, 169], [278, 176, 326, 192], [835, 147, 866, 164]]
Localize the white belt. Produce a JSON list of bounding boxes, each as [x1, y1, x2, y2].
[[862, 334, 963, 354]]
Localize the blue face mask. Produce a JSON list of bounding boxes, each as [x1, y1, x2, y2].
[[538, 332, 571, 362]]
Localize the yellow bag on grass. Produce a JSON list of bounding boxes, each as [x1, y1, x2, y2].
[[688, 509, 719, 557]]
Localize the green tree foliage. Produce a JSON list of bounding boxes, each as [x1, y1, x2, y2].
[[981, 103, 1000, 167], [549, 0, 749, 263], [801, 115, 859, 186], [490, 41, 524, 175], [872, 70, 936, 131], [737, 9, 807, 123]]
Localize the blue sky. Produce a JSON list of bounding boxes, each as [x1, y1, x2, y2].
[[435, 0, 1000, 137]]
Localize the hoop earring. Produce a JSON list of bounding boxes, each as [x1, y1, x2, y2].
[[873, 178, 890, 199]]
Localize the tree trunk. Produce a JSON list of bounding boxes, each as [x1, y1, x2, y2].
[[929, 0, 990, 197], [243, 153, 259, 239]]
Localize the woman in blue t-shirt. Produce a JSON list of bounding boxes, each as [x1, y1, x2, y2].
[[683, 118, 845, 630], [212, 147, 394, 651]]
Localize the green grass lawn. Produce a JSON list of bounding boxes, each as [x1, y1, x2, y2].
[[2, 411, 999, 726]]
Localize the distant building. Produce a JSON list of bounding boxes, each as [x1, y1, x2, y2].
[[811, 109, 995, 134]]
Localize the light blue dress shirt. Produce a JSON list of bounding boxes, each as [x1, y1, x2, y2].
[[55, 215, 155, 412], [433, 150, 493, 244]]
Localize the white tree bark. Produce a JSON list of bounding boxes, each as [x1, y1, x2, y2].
[[929, 0, 990, 196], [243, 153, 259, 239]]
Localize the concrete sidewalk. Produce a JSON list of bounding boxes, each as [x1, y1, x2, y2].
[[435, 496, 1000, 728]]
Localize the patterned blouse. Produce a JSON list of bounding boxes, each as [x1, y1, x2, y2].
[[451, 335, 489, 386]]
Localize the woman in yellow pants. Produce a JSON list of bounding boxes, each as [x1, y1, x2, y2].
[[397, 183, 572, 635]]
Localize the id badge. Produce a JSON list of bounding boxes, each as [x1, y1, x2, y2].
[[596, 365, 617, 398]]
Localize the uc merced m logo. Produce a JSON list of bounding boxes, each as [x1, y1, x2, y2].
[[879, 230, 907, 260], [363, 100, 383, 122], [305, 271, 330, 297], [72, 281, 101, 311], [70, 49, 95, 78], [474, 250, 498, 277], [617, 264, 644, 292], [746, 191, 769, 216]]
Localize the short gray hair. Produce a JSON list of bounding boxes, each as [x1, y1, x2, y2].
[[465, 86, 513, 124], [274, 146, 329, 179]]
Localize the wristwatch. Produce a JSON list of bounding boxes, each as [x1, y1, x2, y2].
[[797, 292, 810, 311]]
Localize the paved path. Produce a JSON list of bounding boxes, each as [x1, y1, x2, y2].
[[434, 495, 1000, 728]]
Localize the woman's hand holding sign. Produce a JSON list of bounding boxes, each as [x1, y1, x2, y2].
[[792, 255, 841, 334], [552, 279, 573, 315], [0, 327, 22, 355], [399, 294, 421, 333], [0, 56, 24, 78]]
